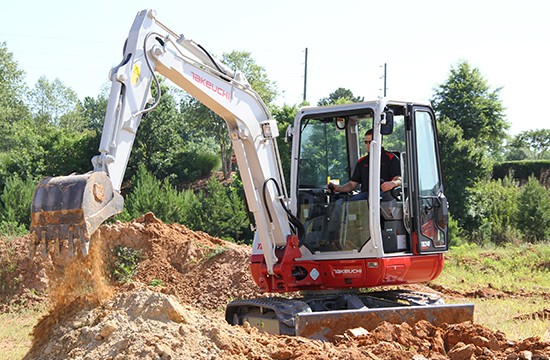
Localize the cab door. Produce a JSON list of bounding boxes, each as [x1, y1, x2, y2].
[[409, 105, 449, 253]]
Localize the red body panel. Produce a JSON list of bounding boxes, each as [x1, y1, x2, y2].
[[250, 236, 444, 293]]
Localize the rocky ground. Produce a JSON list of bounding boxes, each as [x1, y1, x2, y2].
[[1, 213, 549, 359]]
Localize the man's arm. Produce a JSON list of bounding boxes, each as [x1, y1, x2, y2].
[[328, 180, 359, 193], [380, 176, 401, 192]]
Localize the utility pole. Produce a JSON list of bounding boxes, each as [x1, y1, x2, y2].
[[303, 48, 308, 102], [380, 63, 387, 97], [383, 63, 387, 97]]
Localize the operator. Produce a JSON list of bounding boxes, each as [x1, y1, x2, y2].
[[327, 129, 401, 201]]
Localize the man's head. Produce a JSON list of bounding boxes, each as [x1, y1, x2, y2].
[[364, 129, 373, 153]]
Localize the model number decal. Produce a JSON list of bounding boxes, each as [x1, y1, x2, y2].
[[191, 72, 230, 100]]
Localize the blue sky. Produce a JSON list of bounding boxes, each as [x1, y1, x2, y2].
[[2, 0, 548, 135]]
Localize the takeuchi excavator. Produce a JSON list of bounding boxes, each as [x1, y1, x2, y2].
[[30, 9, 473, 340]]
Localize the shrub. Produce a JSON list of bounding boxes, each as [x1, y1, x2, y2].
[[168, 149, 220, 185], [0, 174, 36, 234], [447, 214, 465, 247], [517, 176, 550, 242], [465, 176, 520, 244], [119, 164, 192, 225], [110, 246, 142, 283], [194, 177, 249, 241]]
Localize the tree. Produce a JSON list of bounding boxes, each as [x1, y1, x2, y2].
[[82, 95, 109, 132], [437, 116, 492, 227], [432, 61, 508, 152], [317, 88, 364, 106], [0, 42, 29, 125], [0, 174, 36, 234], [130, 79, 218, 186], [505, 129, 550, 160], [464, 176, 520, 244], [28, 76, 81, 126], [221, 51, 278, 105], [195, 177, 249, 241]]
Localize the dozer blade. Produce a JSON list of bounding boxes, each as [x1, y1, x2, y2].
[[30, 172, 123, 257], [295, 303, 474, 341]]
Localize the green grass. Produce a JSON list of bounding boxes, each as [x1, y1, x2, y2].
[[0, 308, 45, 360], [437, 242, 550, 294], [472, 298, 549, 341], [436, 242, 550, 341]]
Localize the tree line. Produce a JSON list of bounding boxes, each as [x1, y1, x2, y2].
[[0, 41, 549, 243]]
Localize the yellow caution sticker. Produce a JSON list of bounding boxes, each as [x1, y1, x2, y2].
[[131, 63, 141, 85]]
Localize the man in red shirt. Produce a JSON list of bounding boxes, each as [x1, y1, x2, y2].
[[328, 129, 401, 201]]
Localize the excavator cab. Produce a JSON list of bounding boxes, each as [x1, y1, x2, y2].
[[290, 101, 449, 264]]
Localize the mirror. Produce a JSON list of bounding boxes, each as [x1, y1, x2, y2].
[[285, 125, 293, 143], [380, 110, 394, 135], [435, 193, 449, 230]]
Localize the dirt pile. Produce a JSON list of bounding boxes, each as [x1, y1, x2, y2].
[[2, 214, 549, 359], [97, 212, 265, 309], [0, 234, 50, 310]]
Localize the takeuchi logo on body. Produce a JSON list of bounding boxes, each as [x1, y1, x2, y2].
[[191, 72, 230, 100], [333, 268, 363, 275]]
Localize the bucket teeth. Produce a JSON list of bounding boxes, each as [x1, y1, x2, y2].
[[29, 224, 89, 258], [67, 230, 75, 257]]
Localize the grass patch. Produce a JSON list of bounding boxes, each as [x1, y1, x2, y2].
[[205, 245, 227, 261], [436, 242, 550, 341], [473, 297, 549, 341], [148, 279, 163, 287], [445, 296, 549, 341], [0, 307, 46, 360], [436, 242, 550, 294]]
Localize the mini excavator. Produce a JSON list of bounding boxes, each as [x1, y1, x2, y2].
[[30, 9, 473, 340]]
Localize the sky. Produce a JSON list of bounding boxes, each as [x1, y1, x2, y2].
[[1, 0, 549, 135]]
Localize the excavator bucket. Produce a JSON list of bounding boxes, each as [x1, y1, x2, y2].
[[30, 172, 123, 257], [295, 303, 475, 341]]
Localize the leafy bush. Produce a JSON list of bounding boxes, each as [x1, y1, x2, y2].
[[194, 177, 249, 241], [110, 246, 142, 283], [0, 174, 36, 235], [0, 242, 21, 298], [447, 214, 465, 247], [517, 176, 550, 242], [465, 176, 520, 244], [119, 164, 195, 225], [165, 148, 220, 186], [120, 165, 250, 242]]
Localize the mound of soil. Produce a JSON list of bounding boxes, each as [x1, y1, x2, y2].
[[2, 214, 549, 359]]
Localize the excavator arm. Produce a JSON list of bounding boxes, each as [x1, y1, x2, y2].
[[30, 9, 292, 274]]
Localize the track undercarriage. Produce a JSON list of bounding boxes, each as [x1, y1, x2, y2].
[[226, 290, 474, 341]]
